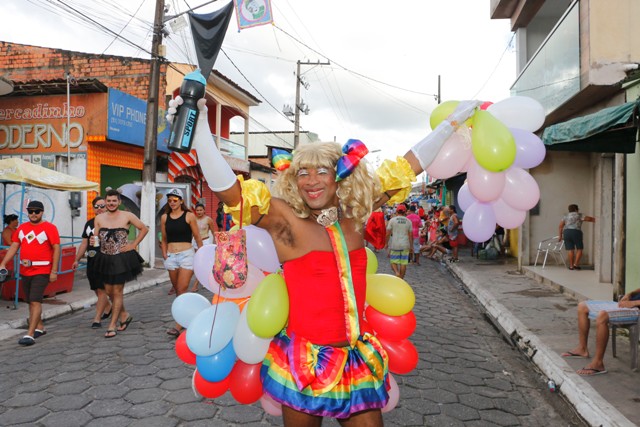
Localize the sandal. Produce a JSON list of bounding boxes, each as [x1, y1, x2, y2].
[[91, 322, 101, 329], [118, 316, 133, 332], [101, 310, 112, 320], [105, 329, 117, 338]]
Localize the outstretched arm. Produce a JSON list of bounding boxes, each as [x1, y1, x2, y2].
[[378, 101, 481, 205]]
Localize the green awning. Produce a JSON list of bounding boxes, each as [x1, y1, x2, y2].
[[542, 101, 639, 153]]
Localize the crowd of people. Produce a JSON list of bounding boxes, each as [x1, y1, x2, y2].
[[365, 201, 476, 277], [0, 187, 225, 344]]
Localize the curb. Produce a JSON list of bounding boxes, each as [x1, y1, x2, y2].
[[448, 263, 635, 427], [0, 270, 170, 334]]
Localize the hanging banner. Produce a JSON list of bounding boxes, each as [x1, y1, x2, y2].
[[189, 1, 235, 78], [234, 0, 273, 30]]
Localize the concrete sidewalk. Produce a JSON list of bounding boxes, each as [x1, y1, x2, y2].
[[445, 254, 638, 427], [1, 253, 638, 426], [0, 267, 169, 342]]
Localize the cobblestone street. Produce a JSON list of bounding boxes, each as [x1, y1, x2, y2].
[[0, 251, 585, 426]]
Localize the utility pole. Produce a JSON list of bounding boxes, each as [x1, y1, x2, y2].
[[293, 60, 330, 149], [139, 0, 165, 266]]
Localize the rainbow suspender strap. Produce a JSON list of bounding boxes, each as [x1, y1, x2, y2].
[[325, 222, 360, 348]]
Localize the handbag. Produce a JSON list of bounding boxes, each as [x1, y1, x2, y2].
[[213, 198, 248, 289]]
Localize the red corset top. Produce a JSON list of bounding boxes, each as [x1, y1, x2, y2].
[[283, 248, 367, 345]]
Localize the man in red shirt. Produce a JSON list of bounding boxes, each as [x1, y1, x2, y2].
[[0, 200, 60, 346]]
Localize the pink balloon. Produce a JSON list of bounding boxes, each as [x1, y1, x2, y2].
[[194, 244, 216, 291], [492, 198, 526, 229], [425, 132, 472, 179], [466, 158, 505, 203], [382, 374, 400, 413], [458, 155, 474, 173], [501, 167, 540, 211], [260, 393, 282, 417], [457, 182, 476, 212], [245, 225, 280, 273], [510, 128, 546, 169], [461, 202, 496, 243]]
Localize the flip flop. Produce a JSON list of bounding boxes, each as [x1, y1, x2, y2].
[[105, 329, 117, 338], [118, 316, 133, 332], [101, 310, 112, 320], [577, 367, 607, 376], [561, 351, 588, 358], [91, 322, 101, 329]]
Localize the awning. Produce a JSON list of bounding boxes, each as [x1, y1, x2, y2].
[[542, 101, 639, 153], [0, 158, 99, 191]]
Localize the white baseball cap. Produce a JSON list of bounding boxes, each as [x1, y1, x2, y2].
[[167, 188, 183, 199]]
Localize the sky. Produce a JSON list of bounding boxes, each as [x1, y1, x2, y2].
[[0, 0, 516, 163]]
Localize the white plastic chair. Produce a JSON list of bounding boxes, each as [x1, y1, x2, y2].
[[533, 236, 566, 268]]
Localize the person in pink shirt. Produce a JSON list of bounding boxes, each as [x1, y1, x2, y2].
[[406, 205, 423, 265]]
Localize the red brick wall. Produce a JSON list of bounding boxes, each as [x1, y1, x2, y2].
[[0, 41, 166, 100]]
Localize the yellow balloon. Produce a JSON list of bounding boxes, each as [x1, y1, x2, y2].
[[366, 274, 415, 316], [429, 101, 459, 130], [471, 110, 516, 172], [365, 247, 378, 274], [247, 273, 289, 338]]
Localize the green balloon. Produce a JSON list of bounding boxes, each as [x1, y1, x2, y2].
[[471, 110, 516, 172], [247, 273, 289, 338], [429, 100, 459, 130]]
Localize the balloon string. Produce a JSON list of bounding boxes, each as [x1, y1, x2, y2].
[[208, 282, 222, 349]]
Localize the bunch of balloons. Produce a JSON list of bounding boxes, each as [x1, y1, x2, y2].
[[425, 97, 546, 242], [172, 241, 419, 416], [171, 224, 288, 414], [364, 248, 418, 412]]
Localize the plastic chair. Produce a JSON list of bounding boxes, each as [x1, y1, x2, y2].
[[533, 236, 566, 268], [611, 316, 640, 371]]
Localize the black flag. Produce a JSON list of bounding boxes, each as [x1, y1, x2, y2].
[[188, 1, 235, 78]]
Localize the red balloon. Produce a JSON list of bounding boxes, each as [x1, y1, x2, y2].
[[175, 331, 196, 365], [480, 101, 493, 110], [378, 337, 419, 374], [365, 306, 416, 341], [229, 361, 264, 404], [194, 370, 229, 398]]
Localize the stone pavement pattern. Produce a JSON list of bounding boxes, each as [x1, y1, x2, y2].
[[0, 253, 585, 426]]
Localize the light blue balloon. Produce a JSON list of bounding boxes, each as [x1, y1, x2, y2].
[[171, 292, 211, 328], [196, 340, 236, 382], [186, 302, 240, 357]]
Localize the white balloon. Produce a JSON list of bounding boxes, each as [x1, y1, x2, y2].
[[245, 225, 280, 273], [487, 96, 545, 132], [233, 306, 272, 364], [193, 244, 216, 291]]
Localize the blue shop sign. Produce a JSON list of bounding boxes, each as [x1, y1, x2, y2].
[[107, 88, 170, 153]]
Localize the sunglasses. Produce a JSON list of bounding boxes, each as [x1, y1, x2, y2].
[[27, 209, 42, 214], [93, 204, 106, 209]]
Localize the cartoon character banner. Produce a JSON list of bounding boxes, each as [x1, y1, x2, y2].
[[234, 0, 273, 30]]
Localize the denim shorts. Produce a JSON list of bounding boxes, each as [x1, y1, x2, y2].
[[163, 248, 195, 271]]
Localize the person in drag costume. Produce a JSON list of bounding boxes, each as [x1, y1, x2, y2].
[[168, 95, 480, 426]]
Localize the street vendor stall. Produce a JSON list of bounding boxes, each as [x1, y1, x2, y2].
[[0, 158, 99, 308]]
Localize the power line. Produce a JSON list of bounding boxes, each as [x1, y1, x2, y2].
[[273, 24, 439, 98]]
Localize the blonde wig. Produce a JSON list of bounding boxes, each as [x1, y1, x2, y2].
[[273, 142, 381, 231]]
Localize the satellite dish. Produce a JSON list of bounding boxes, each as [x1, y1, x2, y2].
[[0, 76, 13, 96]]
